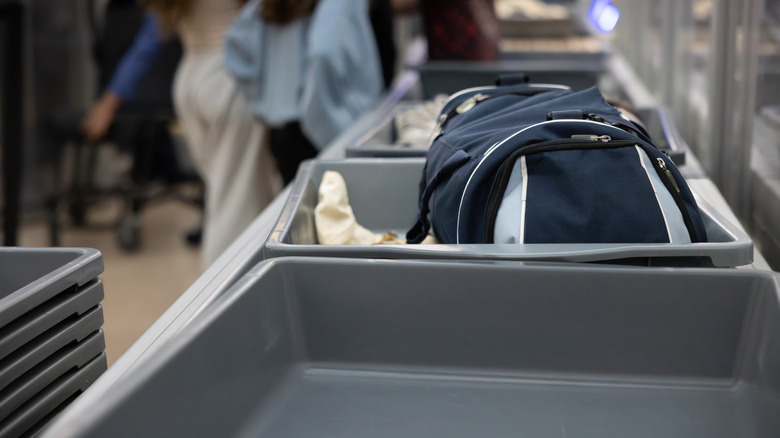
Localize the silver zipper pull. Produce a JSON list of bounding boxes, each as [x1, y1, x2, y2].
[[456, 93, 486, 114], [432, 94, 490, 142], [570, 134, 612, 142], [430, 114, 447, 139], [657, 158, 680, 193]]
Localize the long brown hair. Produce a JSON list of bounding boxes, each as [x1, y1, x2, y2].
[[140, 0, 195, 30], [260, 0, 319, 25]]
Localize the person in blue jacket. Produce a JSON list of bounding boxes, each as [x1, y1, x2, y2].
[[80, 13, 166, 142]]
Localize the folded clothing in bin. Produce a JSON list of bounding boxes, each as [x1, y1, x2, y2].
[[315, 171, 435, 245], [345, 97, 450, 159], [393, 95, 448, 145]]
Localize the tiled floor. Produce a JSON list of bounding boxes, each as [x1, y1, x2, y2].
[[18, 196, 204, 367]]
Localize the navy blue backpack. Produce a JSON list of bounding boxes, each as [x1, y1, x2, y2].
[[406, 79, 708, 245]]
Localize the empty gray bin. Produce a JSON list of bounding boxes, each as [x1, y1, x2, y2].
[[0, 305, 103, 392], [0, 280, 104, 361], [345, 104, 687, 165], [0, 248, 102, 329], [416, 58, 605, 98], [0, 353, 106, 438], [0, 329, 105, 421], [47, 257, 780, 438], [263, 159, 753, 267]]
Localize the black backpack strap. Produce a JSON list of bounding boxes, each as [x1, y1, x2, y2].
[[406, 150, 470, 244]]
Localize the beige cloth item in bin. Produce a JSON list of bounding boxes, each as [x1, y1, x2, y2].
[[315, 171, 381, 244], [314, 171, 436, 245]]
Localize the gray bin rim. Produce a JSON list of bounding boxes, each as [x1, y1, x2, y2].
[[246, 256, 777, 280], [0, 248, 103, 326]]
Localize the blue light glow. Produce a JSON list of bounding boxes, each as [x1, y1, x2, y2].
[[589, 0, 620, 33]]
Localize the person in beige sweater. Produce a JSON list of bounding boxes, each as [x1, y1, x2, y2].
[[142, 0, 282, 266]]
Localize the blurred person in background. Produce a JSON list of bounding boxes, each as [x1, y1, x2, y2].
[[386, 0, 500, 61], [80, 6, 175, 144], [224, 0, 386, 185], [62, 1, 193, 248], [80, 10, 167, 142], [131, 0, 282, 266]]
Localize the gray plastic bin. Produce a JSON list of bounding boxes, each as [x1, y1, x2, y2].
[[263, 159, 753, 267], [0, 248, 103, 329], [500, 47, 608, 63], [416, 58, 605, 98], [50, 257, 780, 438], [0, 305, 103, 392], [0, 353, 106, 438], [498, 16, 577, 38], [345, 105, 687, 165], [0, 280, 104, 361], [0, 330, 104, 420], [344, 101, 430, 158]]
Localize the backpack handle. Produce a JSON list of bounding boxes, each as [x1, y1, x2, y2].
[[406, 150, 470, 244], [494, 73, 530, 86]]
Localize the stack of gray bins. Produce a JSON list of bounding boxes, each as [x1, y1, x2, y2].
[[0, 248, 106, 437]]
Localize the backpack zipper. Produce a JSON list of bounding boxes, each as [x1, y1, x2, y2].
[[656, 158, 680, 193], [482, 137, 697, 243], [456, 119, 693, 243], [651, 155, 698, 240]]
